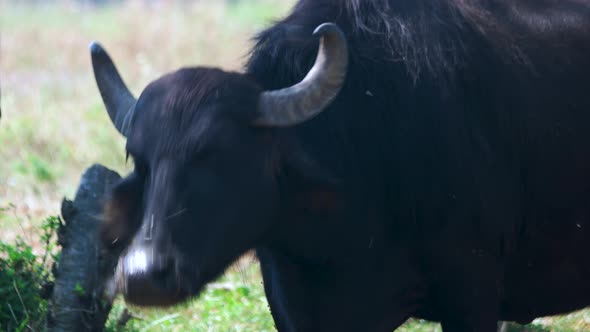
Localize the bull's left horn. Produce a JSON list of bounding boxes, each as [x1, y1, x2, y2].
[[90, 42, 137, 137], [254, 22, 349, 127]]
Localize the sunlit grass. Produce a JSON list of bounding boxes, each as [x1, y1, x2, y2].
[[104, 256, 277, 332]]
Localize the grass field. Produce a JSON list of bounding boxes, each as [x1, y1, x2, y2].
[[1, 1, 589, 331]]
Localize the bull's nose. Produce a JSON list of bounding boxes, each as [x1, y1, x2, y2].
[[119, 247, 182, 306]]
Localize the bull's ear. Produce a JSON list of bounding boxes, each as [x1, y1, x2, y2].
[[90, 41, 137, 137], [101, 172, 144, 249]]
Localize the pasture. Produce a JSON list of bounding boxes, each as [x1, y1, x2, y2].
[[0, 0, 589, 330]]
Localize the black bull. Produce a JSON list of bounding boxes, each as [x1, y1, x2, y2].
[[90, 1, 590, 331]]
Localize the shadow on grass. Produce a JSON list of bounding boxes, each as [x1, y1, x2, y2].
[[504, 322, 551, 332]]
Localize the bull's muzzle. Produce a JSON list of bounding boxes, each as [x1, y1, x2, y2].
[[114, 244, 187, 306]]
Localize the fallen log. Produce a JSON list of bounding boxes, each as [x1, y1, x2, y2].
[[46, 164, 122, 332]]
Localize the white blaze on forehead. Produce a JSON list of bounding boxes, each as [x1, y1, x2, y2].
[[124, 249, 149, 274]]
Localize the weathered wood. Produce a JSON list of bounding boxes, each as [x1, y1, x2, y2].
[[46, 164, 121, 332]]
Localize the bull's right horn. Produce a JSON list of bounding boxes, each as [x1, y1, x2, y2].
[[254, 22, 349, 127]]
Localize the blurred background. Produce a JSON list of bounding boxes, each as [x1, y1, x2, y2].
[[0, 0, 588, 331]]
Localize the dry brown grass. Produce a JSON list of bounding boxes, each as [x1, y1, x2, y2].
[[0, 0, 294, 244], [0, 2, 296, 328]]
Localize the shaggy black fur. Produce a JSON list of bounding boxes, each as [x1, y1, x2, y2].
[[245, 1, 590, 330]]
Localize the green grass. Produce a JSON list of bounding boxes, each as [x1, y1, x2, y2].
[[1, 1, 589, 331], [104, 258, 277, 332]]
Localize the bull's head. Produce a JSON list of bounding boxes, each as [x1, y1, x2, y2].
[[91, 23, 348, 306]]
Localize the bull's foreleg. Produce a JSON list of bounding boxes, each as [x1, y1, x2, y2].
[[437, 279, 501, 332], [256, 247, 314, 332], [434, 255, 502, 332]]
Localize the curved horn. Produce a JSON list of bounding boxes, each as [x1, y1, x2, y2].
[[90, 42, 137, 136], [254, 22, 349, 127]]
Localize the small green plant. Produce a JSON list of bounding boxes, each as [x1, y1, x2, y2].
[[40, 215, 63, 268], [74, 282, 85, 297], [0, 238, 48, 331], [0, 212, 62, 331]]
